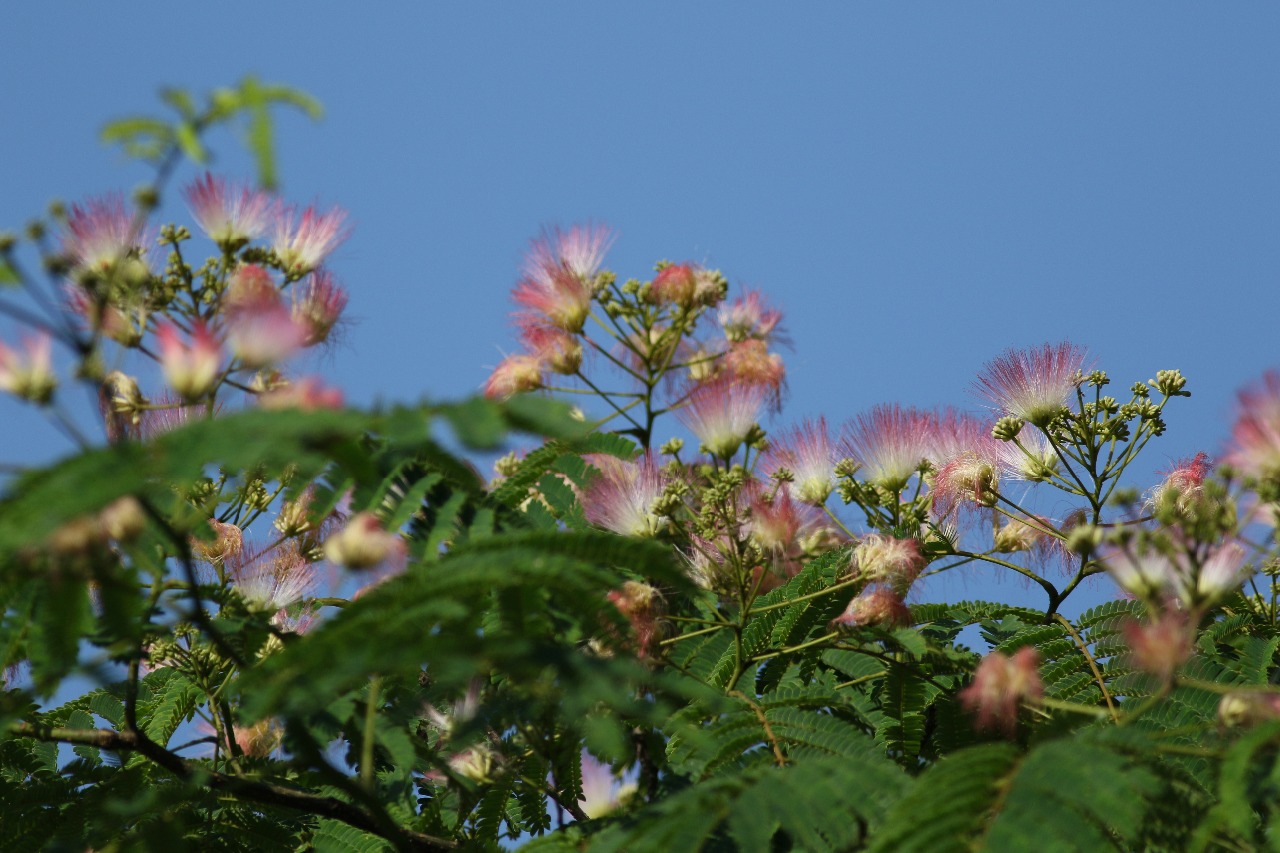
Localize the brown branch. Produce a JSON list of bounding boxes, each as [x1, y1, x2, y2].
[[10, 722, 456, 852], [1053, 613, 1118, 722], [730, 690, 787, 768]]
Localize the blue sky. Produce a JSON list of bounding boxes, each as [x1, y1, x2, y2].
[[3, 4, 1279, 614]]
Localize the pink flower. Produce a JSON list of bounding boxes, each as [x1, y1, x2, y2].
[[974, 342, 1088, 427], [518, 319, 582, 375], [156, 320, 222, 400], [290, 270, 348, 346], [258, 376, 344, 411], [854, 535, 925, 593], [1195, 541, 1250, 604], [718, 288, 783, 343], [746, 484, 825, 578], [931, 442, 1002, 516], [1123, 610, 1193, 685], [191, 519, 245, 566], [0, 333, 57, 403], [648, 263, 699, 308], [225, 296, 310, 368], [607, 580, 663, 658], [761, 418, 836, 505], [579, 751, 633, 819], [225, 264, 280, 308], [718, 339, 786, 408], [324, 512, 404, 570], [925, 409, 989, 469], [134, 394, 217, 440], [839, 404, 938, 491], [62, 194, 147, 275], [582, 453, 668, 537], [225, 538, 317, 613], [272, 204, 349, 276], [512, 225, 613, 333], [959, 647, 1042, 736], [831, 586, 912, 630], [484, 354, 543, 399], [182, 173, 274, 246], [994, 428, 1060, 482], [677, 377, 766, 459], [1227, 372, 1280, 482], [1147, 452, 1211, 512]]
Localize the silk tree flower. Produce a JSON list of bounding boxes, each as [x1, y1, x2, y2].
[[182, 173, 274, 247], [762, 417, 836, 506], [1102, 548, 1179, 602], [62, 194, 148, 276], [1227, 372, 1280, 482], [959, 647, 1042, 736], [718, 288, 783, 343], [513, 225, 613, 333], [290, 270, 349, 346], [831, 585, 912, 630], [678, 377, 766, 459], [974, 342, 1088, 427], [1195, 541, 1250, 604], [225, 294, 310, 369], [746, 485, 826, 578], [582, 453, 668, 538], [1123, 609, 1194, 685], [854, 534, 925, 594], [424, 680, 482, 741], [607, 580, 663, 658], [272, 203, 348, 277], [579, 751, 636, 820], [719, 339, 786, 409], [225, 538, 317, 613], [64, 284, 144, 346], [484, 354, 543, 399], [324, 511, 404, 570], [258, 376, 344, 411], [1146, 452, 1211, 513], [931, 441, 1002, 517], [647, 263, 699, 308], [0, 332, 57, 403], [191, 519, 244, 566], [995, 427, 1060, 482], [156, 320, 222, 400], [839, 404, 938, 491], [518, 318, 582, 375], [924, 408, 989, 471]]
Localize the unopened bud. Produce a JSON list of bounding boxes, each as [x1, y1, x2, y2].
[[1153, 370, 1188, 398], [992, 416, 1025, 441]]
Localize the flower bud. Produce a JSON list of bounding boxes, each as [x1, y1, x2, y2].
[[324, 512, 401, 570]]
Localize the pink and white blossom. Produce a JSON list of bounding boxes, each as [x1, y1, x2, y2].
[[513, 225, 613, 333], [183, 173, 274, 246], [272, 204, 349, 276], [718, 288, 783, 343], [1227, 372, 1280, 482], [290, 270, 349, 346], [518, 319, 582, 375], [258, 376, 344, 411], [854, 535, 925, 593], [761, 417, 836, 506], [226, 538, 317, 613], [582, 453, 668, 538], [62, 194, 147, 275], [839, 404, 937, 491], [677, 377, 766, 459], [156, 320, 222, 400], [484, 354, 543, 399], [0, 332, 57, 403], [831, 586, 912, 630], [974, 342, 1088, 427], [324, 512, 405, 570], [959, 647, 1042, 736]]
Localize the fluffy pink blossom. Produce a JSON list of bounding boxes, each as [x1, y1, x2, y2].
[[1147, 452, 1211, 511], [62, 194, 147, 275], [959, 647, 1042, 736], [761, 417, 836, 505], [746, 485, 826, 578], [290, 270, 349, 346], [994, 428, 1060, 482], [648, 263, 699, 308], [974, 342, 1088, 427], [1227, 372, 1280, 482], [183, 173, 274, 246], [272, 204, 349, 276], [1123, 610, 1194, 684], [225, 538, 317, 613], [582, 453, 668, 538], [156, 320, 222, 400], [718, 288, 783, 343], [931, 442, 1002, 516], [1104, 541, 1250, 609], [484, 354, 543, 399], [854, 535, 925, 593], [579, 751, 634, 819], [324, 512, 405, 570], [225, 297, 310, 368], [677, 377, 766, 459], [518, 319, 582, 375], [925, 409, 989, 470], [718, 339, 786, 408], [513, 225, 613, 333], [607, 580, 663, 658], [258, 376, 344, 411], [0, 333, 56, 403], [839, 404, 938, 491], [831, 586, 912, 630]]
